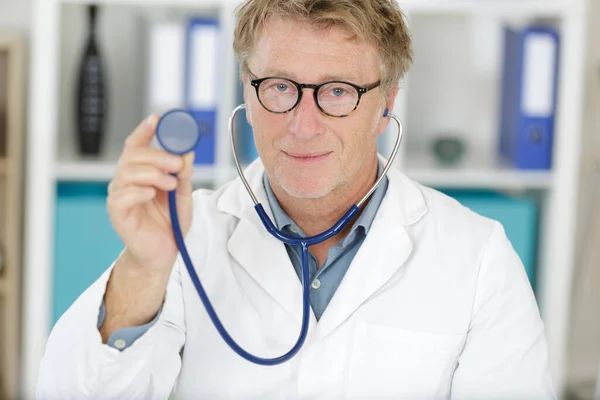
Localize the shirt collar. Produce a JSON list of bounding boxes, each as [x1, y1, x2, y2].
[[262, 161, 388, 239]]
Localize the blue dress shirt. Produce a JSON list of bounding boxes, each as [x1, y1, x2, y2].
[[262, 164, 388, 320]]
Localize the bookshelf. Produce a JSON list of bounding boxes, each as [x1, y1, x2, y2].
[[0, 30, 26, 400], [22, 0, 589, 398]]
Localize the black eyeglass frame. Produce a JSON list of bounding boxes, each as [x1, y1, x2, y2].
[[249, 74, 381, 118]]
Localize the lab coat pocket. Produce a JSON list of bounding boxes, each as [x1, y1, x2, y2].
[[346, 321, 466, 399]]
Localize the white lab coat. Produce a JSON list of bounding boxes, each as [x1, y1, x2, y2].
[[36, 158, 555, 399]]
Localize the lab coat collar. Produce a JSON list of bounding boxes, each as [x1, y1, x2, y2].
[[217, 156, 428, 335]]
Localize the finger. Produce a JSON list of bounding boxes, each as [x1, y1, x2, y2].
[[176, 151, 195, 197], [123, 114, 160, 151], [107, 186, 157, 217], [112, 165, 179, 193], [119, 147, 183, 174]]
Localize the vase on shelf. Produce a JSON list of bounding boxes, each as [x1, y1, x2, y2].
[[75, 4, 107, 156]]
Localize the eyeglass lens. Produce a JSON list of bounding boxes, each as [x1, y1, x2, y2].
[[257, 78, 359, 116]]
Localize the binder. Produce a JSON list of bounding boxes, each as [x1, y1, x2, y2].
[[146, 21, 186, 115], [498, 25, 560, 170], [185, 18, 220, 165]]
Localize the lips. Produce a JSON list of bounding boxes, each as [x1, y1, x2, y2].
[[284, 151, 331, 158], [283, 151, 332, 164]]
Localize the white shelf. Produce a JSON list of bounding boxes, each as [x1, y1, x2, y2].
[[404, 151, 554, 190], [55, 160, 229, 184], [59, 0, 239, 7], [400, 0, 578, 14], [22, 0, 590, 398], [57, 0, 581, 12], [55, 148, 235, 184]]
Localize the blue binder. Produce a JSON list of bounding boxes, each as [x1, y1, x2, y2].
[[498, 26, 560, 170], [185, 18, 220, 165]]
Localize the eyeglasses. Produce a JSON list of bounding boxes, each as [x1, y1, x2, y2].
[[249, 73, 381, 118]]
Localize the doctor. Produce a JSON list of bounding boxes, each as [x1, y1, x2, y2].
[[37, 0, 555, 398]]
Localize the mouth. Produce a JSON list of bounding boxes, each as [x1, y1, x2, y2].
[[283, 151, 332, 163]]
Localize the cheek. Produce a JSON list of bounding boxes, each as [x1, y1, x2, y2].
[[349, 113, 380, 146], [247, 106, 281, 153]]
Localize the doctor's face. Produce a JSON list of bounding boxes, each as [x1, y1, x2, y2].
[[244, 17, 396, 199]]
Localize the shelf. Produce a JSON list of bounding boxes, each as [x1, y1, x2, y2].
[[55, 158, 230, 185], [59, 0, 238, 8], [54, 137, 243, 184], [57, 0, 581, 11], [22, 0, 589, 397], [400, 0, 578, 15], [54, 0, 582, 20], [403, 151, 554, 190]]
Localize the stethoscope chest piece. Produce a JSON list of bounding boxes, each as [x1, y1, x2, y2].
[[156, 109, 201, 155]]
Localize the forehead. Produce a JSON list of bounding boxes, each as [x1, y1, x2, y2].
[[248, 16, 379, 83]]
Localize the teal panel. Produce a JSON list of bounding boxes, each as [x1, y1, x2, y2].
[[53, 182, 124, 326], [441, 190, 539, 292]]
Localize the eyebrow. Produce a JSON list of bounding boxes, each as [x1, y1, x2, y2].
[[256, 68, 360, 84]]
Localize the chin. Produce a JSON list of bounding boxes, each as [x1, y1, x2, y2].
[[275, 170, 338, 199], [283, 186, 333, 199]]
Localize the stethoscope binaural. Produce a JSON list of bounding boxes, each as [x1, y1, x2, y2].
[[155, 104, 403, 366]]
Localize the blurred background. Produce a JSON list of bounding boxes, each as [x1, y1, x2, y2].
[[0, 0, 598, 399]]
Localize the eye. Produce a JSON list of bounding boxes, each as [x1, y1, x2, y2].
[[331, 87, 346, 96], [276, 83, 290, 93], [320, 83, 355, 99]]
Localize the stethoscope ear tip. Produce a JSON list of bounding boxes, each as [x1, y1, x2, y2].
[[383, 108, 389, 117]]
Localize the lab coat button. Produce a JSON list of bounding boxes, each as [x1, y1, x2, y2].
[[114, 338, 127, 350], [311, 279, 321, 289]]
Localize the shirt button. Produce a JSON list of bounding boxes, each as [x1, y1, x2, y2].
[[290, 226, 298, 234], [113, 338, 127, 350], [311, 279, 321, 289]]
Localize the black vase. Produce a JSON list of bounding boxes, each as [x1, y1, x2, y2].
[[76, 4, 106, 155]]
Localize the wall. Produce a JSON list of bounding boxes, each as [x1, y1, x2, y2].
[[566, 0, 600, 394], [0, 0, 31, 35]]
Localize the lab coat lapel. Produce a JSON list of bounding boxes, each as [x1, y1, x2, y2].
[[219, 161, 311, 326], [315, 167, 427, 340]]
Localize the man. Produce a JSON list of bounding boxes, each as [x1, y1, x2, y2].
[[36, 0, 555, 398]]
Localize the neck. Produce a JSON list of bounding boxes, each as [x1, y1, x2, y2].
[[270, 157, 379, 238]]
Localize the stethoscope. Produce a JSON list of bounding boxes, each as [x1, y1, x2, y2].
[[155, 104, 403, 366]]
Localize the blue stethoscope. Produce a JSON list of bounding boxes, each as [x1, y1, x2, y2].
[[155, 104, 403, 366]]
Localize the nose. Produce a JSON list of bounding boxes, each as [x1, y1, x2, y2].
[[287, 90, 326, 140]]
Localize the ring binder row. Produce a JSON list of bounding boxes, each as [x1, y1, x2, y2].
[[146, 16, 259, 167], [498, 24, 560, 171]]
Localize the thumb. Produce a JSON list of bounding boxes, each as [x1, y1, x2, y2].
[[176, 151, 195, 197]]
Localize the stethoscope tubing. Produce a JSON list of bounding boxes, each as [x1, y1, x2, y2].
[[166, 104, 403, 365]]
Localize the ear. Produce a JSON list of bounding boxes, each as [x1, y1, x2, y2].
[[376, 82, 399, 135], [240, 70, 253, 126]]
